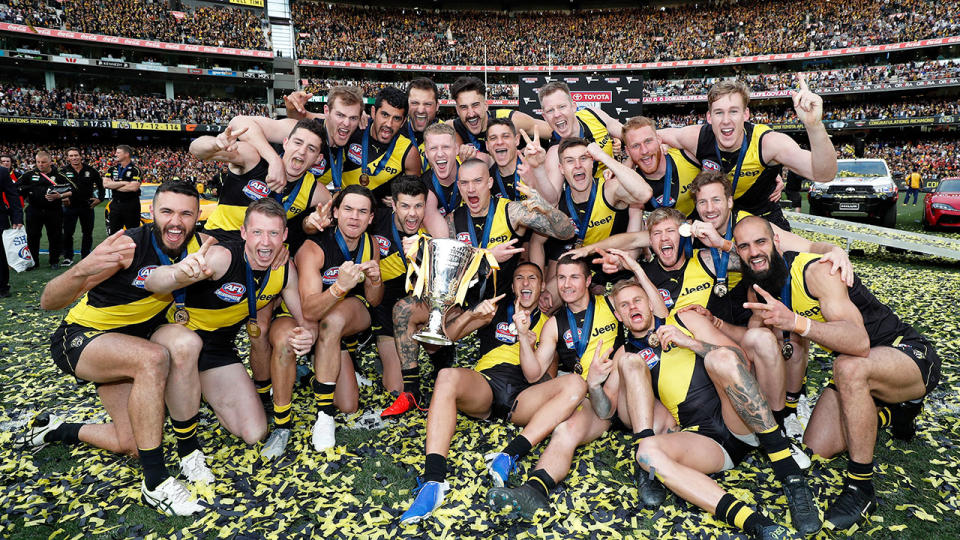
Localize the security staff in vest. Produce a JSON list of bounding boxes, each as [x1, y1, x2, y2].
[[24, 181, 208, 516], [18, 150, 72, 269], [735, 216, 940, 531], [0, 163, 23, 296], [659, 75, 837, 230], [448, 77, 549, 162], [61, 147, 104, 265], [144, 198, 313, 463], [103, 145, 143, 234], [340, 86, 422, 205], [296, 185, 383, 452], [390, 158, 575, 415]]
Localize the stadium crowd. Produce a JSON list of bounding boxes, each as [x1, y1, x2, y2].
[[302, 79, 515, 99], [0, 0, 61, 26], [0, 85, 270, 125], [294, 0, 959, 65], [62, 0, 267, 50], [0, 141, 222, 183], [854, 138, 960, 179]]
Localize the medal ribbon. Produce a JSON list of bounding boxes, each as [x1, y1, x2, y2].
[[779, 253, 795, 353], [714, 131, 750, 197], [709, 216, 734, 290], [466, 197, 498, 248], [361, 126, 399, 180], [335, 228, 365, 264], [390, 217, 407, 268], [565, 296, 596, 359], [493, 158, 521, 199], [649, 156, 674, 209], [330, 147, 344, 189], [564, 180, 597, 246], [432, 171, 460, 215], [627, 317, 663, 351], [272, 176, 304, 213], [244, 254, 272, 330], [150, 232, 188, 315]]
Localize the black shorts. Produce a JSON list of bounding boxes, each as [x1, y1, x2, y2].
[[479, 365, 530, 421], [51, 322, 107, 378], [890, 334, 941, 396], [759, 204, 791, 231], [370, 303, 392, 338], [687, 418, 753, 467], [198, 339, 242, 372]]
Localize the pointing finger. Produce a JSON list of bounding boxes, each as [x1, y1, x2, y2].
[[796, 72, 809, 92], [751, 283, 776, 302]]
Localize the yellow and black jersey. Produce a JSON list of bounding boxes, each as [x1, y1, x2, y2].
[[546, 175, 630, 261], [489, 162, 524, 201], [641, 148, 701, 215], [695, 122, 783, 218], [406, 120, 438, 173], [640, 249, 739, 323], [104, 163, 143, 206], [452, 197, 522, 302], [174, 241, 288, 342], [690, 210, 753, 250], [370, 208, 425, 303], [204, 158, 319, 240], [338, 128, 415, 202], [419, 169, 461, 217], [632, 319, 726, 431], [550, 108, 614, 171], [475, 301, 547, 373], [304, 226, 375, 299], [555, 295, 623, 380], [778, 251, 920, 350], [453, 109, 515, 150], [65, 225, 201, 335]]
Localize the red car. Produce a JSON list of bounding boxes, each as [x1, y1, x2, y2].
[[923, 177, 960, 229]]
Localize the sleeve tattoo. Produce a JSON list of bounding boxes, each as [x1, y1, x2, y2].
[[589, 383, 614, 419], [508, 198, 575, 240]]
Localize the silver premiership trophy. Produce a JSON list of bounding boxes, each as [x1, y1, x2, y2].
[[413, 238, 481, 346]]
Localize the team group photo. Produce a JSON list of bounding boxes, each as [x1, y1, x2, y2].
[[0, 0, 959, 538]]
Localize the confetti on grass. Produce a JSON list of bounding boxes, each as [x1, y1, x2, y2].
[[2, 242, 960, 538]]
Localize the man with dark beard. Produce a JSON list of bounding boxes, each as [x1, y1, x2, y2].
[[21, 181, 207, 516], [734, 216, 940, 531]]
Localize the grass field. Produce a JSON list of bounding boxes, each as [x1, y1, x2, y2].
[[1, 195, 959, 539]]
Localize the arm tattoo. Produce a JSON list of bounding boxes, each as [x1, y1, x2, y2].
[[726, 252, 743, 272], [722, 352, 778, 432], [589, 383, 614, 419], [392, 297, 421, 370], [445, 214, 457, 239], [508, 198, 575, 240]]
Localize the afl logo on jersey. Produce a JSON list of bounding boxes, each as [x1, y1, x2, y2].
[[131, 265, 158, 288], [658, 288, 674, 308], [310, 154, 328, 176], [215, 282, 246, 303], [639, 347, 659, 368], [701, 159, 721, 171], [322, 267, 339, 285], [495, 322, 516, 344], [456, 232, 472, 244], [242, 179, 270, 200], [655, 194, 676, 207], [562, 328, 583, 349], [374, 235, 391, 256], [347, 143, 363, 166]]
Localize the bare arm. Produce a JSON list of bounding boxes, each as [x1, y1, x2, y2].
[[295, 242, 336, 322], [512, 111, 552, 140], [802, 264, 870, 356], [656, 125, 701, 155], [280, 261, 310, 328], [144, 243, 229, 294], [422, 193, 450, 239], [444, 295, 505, 342], [40, 231, 137, 309], [506, 191, 575, 240], [764, 131, 837, 184], [518, 316, 558, 383], [403, 145, 422, 176], [591, 107, 624, 140]]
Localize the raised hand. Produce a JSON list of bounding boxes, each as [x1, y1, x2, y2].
[[742, 284, 795, 331], [304, 200, 333, 233], [265, 157, 287, 194], [215, 125, 248, 154], [473, 293, 506, 318], [519, 130, 546, 169], [335, 260, 365, 290], [175, 235, 218, 281], [283, 91, 314, 119], [606, 248, 643, 275], [516, 180, 552, 215], [512, 298, 531, 334], [489, 237, 524, 263], [585, 339, 615, 387], [458, 144, 478, 162], [791, 73, 824, 126], [77, 230, 137, 277], [592, 248, 622, 275]]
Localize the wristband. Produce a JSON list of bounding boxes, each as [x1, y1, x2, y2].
[[794, 313, 811, 337], [329, 283, 346, 299], [722, 239, 734, 252]]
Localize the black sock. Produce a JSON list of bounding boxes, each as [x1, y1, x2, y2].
[[273, 401, 292, 428], [45, 422, 83, 445], [524, 468, 556, 499], [170, 413, 201, 458], [715, 493, 775, 535], [785, 391, 801, 414], [423, 453, 447, 483], [846, 459, 874, 493], [756, 425, 801, 479], [429, 346, 455, 380], [502, 435, 532, 459], [877, 406, 892, 429], [139, 445, 168, 491], [402, 367, 421, 403], [623, 428, 655, 448], [254, 379, 272, 404], [772, 407, 787, 431], [311, 378, 337, 416]]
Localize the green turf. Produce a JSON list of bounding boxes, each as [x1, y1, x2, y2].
[[2, 205, 960, 538]]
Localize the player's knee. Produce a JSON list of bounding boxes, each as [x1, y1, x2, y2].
[[704, 347, 742, 381], [434, 367, 459, 393], [317, 318, 346, 341], [166, 332, 201, 372], [742, 327, 778, 359], [140, 345, 171, 381], [635, 437, 662, 470], [620, 353, 651, 379], [551, 418, 583, 448], [240, 421, 268, 445], [834, 354, 870, 387], [560, 375, 587, 402]]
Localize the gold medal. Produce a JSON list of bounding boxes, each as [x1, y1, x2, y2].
[[713, 281, 728, 297], [574, 239, 584, 249], [781, 341, 794, 360], [247, 321, 261, 338], [573, 362, 583, 375], [173, 308, 189, 325], [359, 173, 369, 186], [647, 332, 660, 348]]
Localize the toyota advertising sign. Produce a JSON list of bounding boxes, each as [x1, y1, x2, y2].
[[518, 74, 643, 120]]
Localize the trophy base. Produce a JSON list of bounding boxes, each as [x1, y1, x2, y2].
[[413, 331, 452, 346]]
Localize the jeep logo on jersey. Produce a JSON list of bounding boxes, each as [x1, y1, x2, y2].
[[131, 265, 158, 288], [658, 288, 674, 308], [702, 160, 721, 171], [563, 328, 583, 349], [374, 235, 391, 256], [242, 179, 270, 200], [456, 232, 472, 244], [591, 322, 617, 337], [495, 322, 516, 344], [347, 143, 363, 166], [322, 267, 340, 285], [310, 154, 328, 176], [215, 282, 246, 303], [640, 347, 659, 368]]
